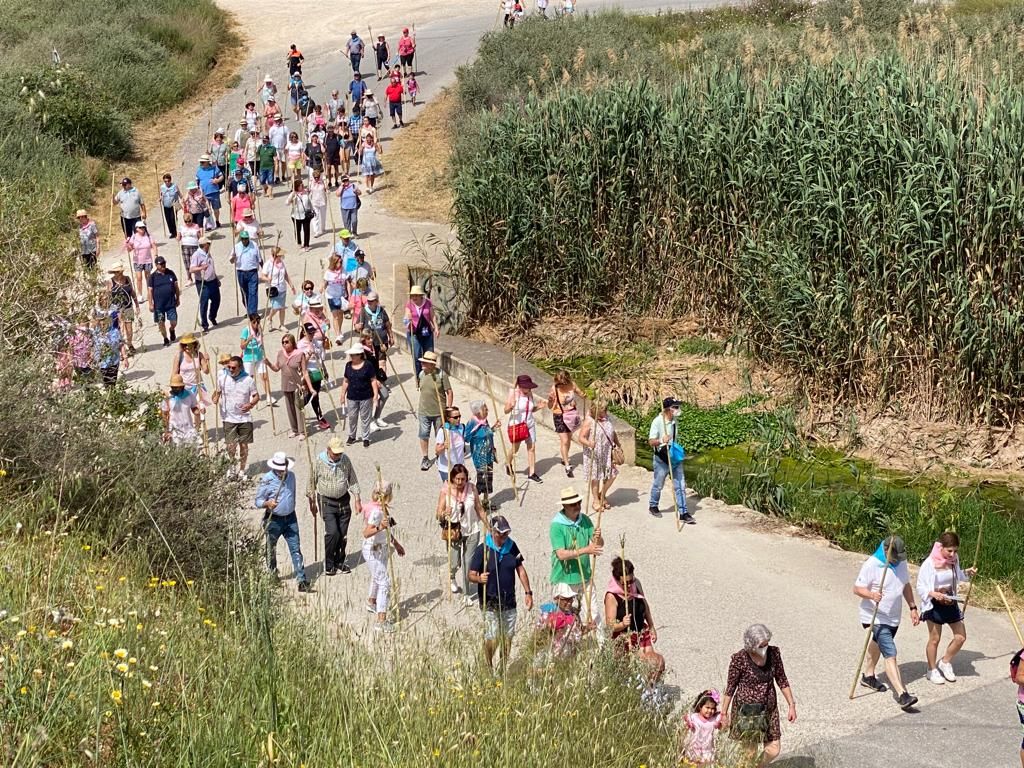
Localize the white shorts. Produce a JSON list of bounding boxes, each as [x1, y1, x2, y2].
[[243, 360, 267, 376]]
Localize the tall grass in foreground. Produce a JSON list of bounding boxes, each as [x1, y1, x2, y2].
[[0, 498, 731, 767]]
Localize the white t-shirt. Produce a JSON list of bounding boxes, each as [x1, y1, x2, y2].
[[161, 392, 198, 434], [262, 259, 286, 290], [324, 268, 347, 299], [269, 124, 289, 150], [435, 426, 466, 474], [217, 371, 259, 423], [363, 502, 388, 547], [855, 558, 909, 626]]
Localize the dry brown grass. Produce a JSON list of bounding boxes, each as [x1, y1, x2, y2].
[[375, 89, 454, 224]]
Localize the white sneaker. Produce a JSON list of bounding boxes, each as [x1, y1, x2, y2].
[[927, 668, 945, 685], [937, 660, 957, 682], [463, 596, 476, 607], [374, 418, 387, 429], [450, 581, 460, 594], [366, 603, 376, 613], [369, 422, 380, 433], [335, 336, 344, 345], [373, 621, 395, 634]]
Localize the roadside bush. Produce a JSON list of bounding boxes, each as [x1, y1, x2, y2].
[[15, 66, 132, 159]]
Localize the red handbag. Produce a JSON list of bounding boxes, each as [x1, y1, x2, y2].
[[507, 397, 531, 444]]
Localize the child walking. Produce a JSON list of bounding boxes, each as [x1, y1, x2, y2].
[[362, 479, 405, 633], [681, 689, 723, 767]]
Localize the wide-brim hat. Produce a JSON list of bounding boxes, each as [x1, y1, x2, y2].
[[169, 374, 185, 387], [552, 582, 576, 599], [178, 333, 198, 345], [408, 285, 425, 296], [267, 452, 295, 472], [309, 298, 323, 308], [217, 353, 231, 364], [106, 263, 125, 273], [75, 209, 88, 218], [560, 486, 583, 506], [199, 153, 212, 162], [327, 437, 345, 453], [515, 374, 537, 390], [418, 351, 439, 365], [346, 343, 365, 356]]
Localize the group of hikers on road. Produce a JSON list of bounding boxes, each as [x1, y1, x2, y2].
[[59, 26, 1024, 768]]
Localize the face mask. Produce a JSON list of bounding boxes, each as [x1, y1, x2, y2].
[[752, 645, 767, 659]]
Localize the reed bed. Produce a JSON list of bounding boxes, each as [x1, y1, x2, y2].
[[451, 2, 1024, 423]]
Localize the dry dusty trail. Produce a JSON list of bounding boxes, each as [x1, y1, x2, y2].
[[103, 1, 1024, 765]]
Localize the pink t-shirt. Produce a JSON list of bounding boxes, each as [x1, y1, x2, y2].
[[682, 712, 721, 764], [127, 233, 154, 265]]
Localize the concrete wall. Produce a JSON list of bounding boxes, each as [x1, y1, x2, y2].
[[392, 263, 637, 465]]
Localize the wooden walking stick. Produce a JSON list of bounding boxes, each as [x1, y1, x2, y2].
[[371, 325, 414, 412], [154, 163, 168, 241], [375, 465, 402, 626], [483, 372, 517, 504], [995, 583, 1024, 647], [432, 370, 455, 601], [849, 536, 897, 699], [662, 414, 683, 533], [570, 532, 593, 626], [107, 171, 117, 251], [298, 390, 318, 564], [961, 513, 985, 616]]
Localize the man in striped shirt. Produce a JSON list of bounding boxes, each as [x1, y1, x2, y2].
[[307, 437, 362, 575]]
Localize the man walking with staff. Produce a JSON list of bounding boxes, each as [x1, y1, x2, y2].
[[852, 535, 920, 711], [648, 396, 694, 524], [256, 451, 312, 592], [308, 437, 362, 576]]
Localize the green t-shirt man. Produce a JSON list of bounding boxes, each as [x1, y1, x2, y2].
[[549, 508, 596, 585], [418, 368, 451, 418], [257, 142, 277, 172]]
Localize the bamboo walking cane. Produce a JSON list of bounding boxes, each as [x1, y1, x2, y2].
[[995, 583, 1024, 647], [154, 163, 168, 241], [230, 226, 241, 316], [371, 324, 414, 411], [961, 513, 985, 616], [107, 171, 116, 251], [849, 537, 897, 699], [375, 465, 402, 626], [570, 532, 593, 626], [212, 346, 224, 450], [663, 415, 683, 533], [483, 372, 518, 504], [298, 389, 318, 564], [432, 370, 455, 601]]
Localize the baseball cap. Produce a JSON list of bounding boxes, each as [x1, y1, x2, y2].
[[881, 535, 908, 564], [662, 397, 683, 409], [154, 256, 167, 265], [490, 515, 511, 534], [120, 177, 131, 184], [238, 230, 250, 239]]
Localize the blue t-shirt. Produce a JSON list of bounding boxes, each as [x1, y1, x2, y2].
[[196, 165, 221, 197], [349, 79, 367, 103], [340, 184, 359, 210], [469, 536, 523, 610], [148, 269, 178, 312]]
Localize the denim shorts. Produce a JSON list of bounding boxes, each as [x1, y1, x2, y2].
[[483, 607, 517, 642], [863, 623, 899, 659], [205, 193, 221, 211], [153, 307, 178, 324], [418, 414, 440, 441], [259, 168, 274, 185], [328, 296, 347, 312]]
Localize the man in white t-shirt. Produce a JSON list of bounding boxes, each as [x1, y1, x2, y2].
[[268, 116, 289, 183], [160, 374, 201, 447], [853, 535, 921, 711]]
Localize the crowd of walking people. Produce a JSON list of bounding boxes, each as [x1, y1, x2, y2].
[[57, 27, 1023, 768]]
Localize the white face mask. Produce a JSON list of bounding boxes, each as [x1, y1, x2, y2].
[[751, 645, 768, 659]]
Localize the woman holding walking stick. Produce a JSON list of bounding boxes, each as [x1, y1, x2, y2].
[[578, 401, 621, 513], [917, 531, 976, 686]]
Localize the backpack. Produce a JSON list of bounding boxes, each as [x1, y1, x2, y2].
[[1011, 648, 1024, 682]]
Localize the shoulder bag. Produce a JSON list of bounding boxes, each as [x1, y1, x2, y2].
[[507, 396, 531, 444]]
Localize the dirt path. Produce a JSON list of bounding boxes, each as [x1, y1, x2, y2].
[[101, 3, 1024, 766]]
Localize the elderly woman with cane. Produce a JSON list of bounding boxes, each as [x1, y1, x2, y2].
[[720, 624, 796, 767], [917, 531, 976, 685]]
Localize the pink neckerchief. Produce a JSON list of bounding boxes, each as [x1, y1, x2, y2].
[[605, 576, 642, 599], [929, 541, 957, 569]]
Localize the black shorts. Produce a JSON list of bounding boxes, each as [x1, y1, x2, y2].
[[475, 466, 494, 495], [389, 101, 402, 118], [400, 53, 414, 66], [921, 601, 963, 625]]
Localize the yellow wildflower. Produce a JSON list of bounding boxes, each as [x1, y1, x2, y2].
[[110, 690, 122, 705], [116, 663, 129, 674], [113, 648, 128, 660]]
